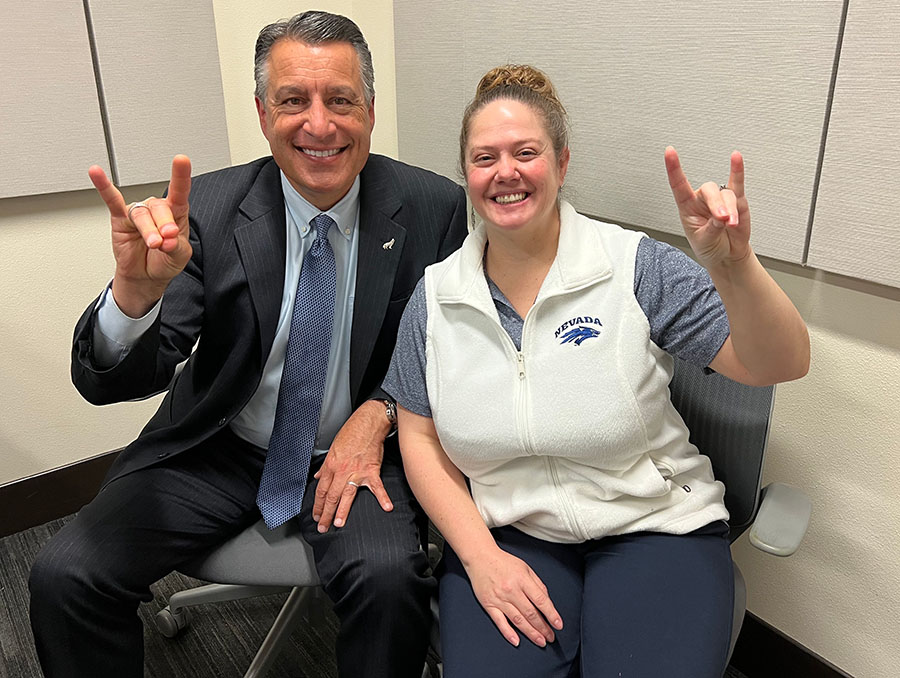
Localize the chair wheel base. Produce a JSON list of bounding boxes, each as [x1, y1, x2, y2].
[[156, 606, 192, 638]]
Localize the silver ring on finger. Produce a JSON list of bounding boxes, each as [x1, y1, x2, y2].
[[347, 480, 359, 488], [128, 201, 150, 221]]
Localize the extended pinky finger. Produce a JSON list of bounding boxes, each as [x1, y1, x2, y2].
[[728, 150, 745, 197]]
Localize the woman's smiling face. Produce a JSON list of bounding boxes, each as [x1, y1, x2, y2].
[[465, 99, 569, 234]]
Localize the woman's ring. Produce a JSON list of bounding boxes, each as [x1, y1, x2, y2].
[[347, 480, 359, 487]]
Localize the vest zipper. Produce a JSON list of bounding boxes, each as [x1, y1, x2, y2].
[[514, 349, 536, 455], [488, 299, 542, 455], [515, 298, 546, 456], [546, 457, 587, 541]]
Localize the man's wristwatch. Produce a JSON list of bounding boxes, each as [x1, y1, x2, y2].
[[381, 399, 398, 436]]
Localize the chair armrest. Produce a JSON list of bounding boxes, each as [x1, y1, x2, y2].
[[748, 482, 811, 557]]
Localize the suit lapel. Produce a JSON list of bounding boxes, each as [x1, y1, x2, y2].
[[233, 160, 287, 368], [351, 162, 407, 401]]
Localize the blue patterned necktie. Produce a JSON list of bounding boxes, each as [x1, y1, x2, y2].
[[257, 213, 337, 529]]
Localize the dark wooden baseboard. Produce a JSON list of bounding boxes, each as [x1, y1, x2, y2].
[[0, 449, 120, 538], [0, 452, 854, 678], [731, 611, 854, 678]]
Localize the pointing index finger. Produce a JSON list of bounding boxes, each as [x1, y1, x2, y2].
[[166, 155, 192, 210], [664, 146, 695, 207], [88, 165, 128, 218]]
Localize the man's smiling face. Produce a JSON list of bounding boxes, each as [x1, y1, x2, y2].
[[256, 39, 374, 210]]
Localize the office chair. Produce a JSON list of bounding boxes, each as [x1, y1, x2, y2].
[[156, 357, 810, 676], [155, 518, 325, 677], [155, 512, 441, 678], [668, 357, 811, 662]]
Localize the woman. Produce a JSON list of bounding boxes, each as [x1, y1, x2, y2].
[[383, 65, 809, 677]]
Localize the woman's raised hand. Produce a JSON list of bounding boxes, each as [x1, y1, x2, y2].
[[664, 146, 751, 270]]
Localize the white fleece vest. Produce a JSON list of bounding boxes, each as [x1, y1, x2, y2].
[[423, 202, 728, 543]]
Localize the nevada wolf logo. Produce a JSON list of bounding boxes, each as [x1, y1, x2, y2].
[[559, 326, 601, 345], [555, 316, 603, 346]]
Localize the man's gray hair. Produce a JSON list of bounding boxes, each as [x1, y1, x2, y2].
[[254, 11, 375, 104]]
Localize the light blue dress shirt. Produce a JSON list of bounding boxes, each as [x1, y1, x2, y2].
[[92, 172, 360, 457]]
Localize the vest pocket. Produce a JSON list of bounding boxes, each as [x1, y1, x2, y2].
[[624, 454, 672, 498], [652, 458, 676, 481], [571, 454, 672, 501]]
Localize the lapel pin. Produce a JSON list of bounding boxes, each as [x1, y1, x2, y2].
[[382, 238, 395, 250]]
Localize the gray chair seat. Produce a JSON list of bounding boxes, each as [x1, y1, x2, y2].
[[155, 519, 323, 678], [181, 519, 319, 588], [157, 519, 437, 678]]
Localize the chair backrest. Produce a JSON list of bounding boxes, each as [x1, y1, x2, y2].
[[668, 358, 776, 543]]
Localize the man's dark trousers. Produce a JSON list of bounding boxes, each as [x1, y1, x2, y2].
[[29, 428, 433, 678]]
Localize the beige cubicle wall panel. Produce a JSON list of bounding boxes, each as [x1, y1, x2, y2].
[[808, 2, 900, 289], [0, 2, 110, 199], [393, 0, 473, 186], [395, 0, 845, 263], [87, 0, 230, 186]]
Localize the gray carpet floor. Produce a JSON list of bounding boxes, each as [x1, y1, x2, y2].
[[0, 516, 748, 678]]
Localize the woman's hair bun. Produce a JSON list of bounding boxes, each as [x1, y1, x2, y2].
[[475, 64, 558, 104]]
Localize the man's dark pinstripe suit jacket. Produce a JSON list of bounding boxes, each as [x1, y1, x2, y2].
[[71, 153, 468, 487]]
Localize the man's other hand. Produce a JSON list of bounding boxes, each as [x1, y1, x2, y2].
[[312, 399, 394, 532]]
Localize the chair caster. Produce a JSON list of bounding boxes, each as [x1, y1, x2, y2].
[[156, 605, 192, 638], [421, 659, 443, 678]]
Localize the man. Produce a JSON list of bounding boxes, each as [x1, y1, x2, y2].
[[29, 11, 467, 678]]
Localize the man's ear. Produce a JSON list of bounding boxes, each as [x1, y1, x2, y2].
[[255, 97, 269, 138]]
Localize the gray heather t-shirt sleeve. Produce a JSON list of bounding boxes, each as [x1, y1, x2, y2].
[[634, 237, 730, 367], [383, 277, 434, 418]]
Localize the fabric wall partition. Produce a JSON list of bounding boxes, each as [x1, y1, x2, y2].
[[393, 0, 900, 289], [1, 1, 110, 199], [807, 1, 900, 289], [1, 0, 230, 199]]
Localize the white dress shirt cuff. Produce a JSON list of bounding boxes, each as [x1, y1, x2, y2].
[[92, 283, 162, 367]]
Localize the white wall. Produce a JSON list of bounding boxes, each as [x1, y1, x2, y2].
[[730, 265, 900, 677], [2, 1, 898, 676], [0, 186, 164, 481]]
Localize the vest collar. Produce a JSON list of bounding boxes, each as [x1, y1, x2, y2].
[[434, 200, 614, 309]]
